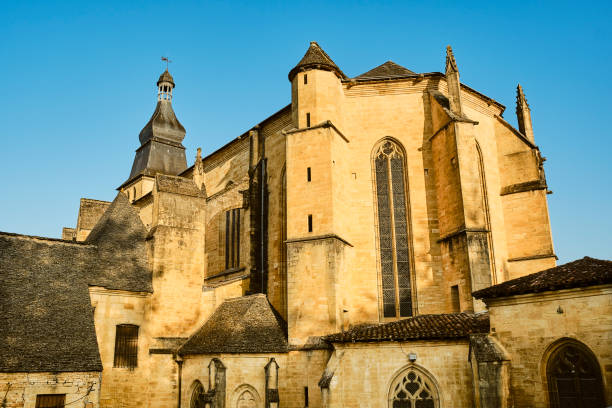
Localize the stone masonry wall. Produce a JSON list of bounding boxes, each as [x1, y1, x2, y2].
[[0, 372, 101, 408], [487, 286, 612, 407]]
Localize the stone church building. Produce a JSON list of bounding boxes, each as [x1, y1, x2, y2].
[[1, 42, 611, 408]]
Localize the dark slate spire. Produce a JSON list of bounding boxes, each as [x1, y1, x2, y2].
[[124, 69, 188, 182], [288, 41, 347, 81]]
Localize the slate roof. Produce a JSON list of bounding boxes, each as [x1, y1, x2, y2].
[[288, 41, 347, 81], [325, 313, 489, 343], [0, 235, 102, 372], [138, 99, 186, 145], [473, 256, 612, 300], [0, 193, 152, 372], [354, 61, 416, 80], [85, 193, 152, 293], [179, 294, 288, 354]]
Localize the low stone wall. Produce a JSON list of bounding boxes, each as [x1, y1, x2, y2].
[[0, 372, 101, 408]]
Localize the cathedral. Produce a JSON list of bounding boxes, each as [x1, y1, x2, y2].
[[1, 42, 611, 408]]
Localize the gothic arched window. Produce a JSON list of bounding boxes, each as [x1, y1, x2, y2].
[[389, 367, 439, 408], [190, 381, 204, 408], [236, 390, 256, 408], [546, 341, 605, 408], [233, 384, 260, 408], [373, 139, 413, 318]]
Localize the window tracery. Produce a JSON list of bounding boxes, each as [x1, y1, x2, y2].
[[389, 368, 438, 408], [190, 381, 204, 408], [374, 139, 413, 318], [546, 341, 604, 408], [236, 390, 257, 408]]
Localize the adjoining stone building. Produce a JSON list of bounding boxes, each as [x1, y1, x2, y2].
[[1, 42, 610, 408]]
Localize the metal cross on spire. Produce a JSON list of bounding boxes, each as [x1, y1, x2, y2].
[[161, 56, 172, 70]]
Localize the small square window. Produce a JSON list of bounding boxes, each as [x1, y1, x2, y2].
[[35, 394, 65, 408]]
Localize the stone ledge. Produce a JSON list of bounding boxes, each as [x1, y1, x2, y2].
[[500, 179, 547, 196], [285, 233, 353, 247]]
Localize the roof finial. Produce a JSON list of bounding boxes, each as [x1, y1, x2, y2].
[[515, 83, 534, 143], [161, 56, 172, 71], [445, 45, 458, 73], [516, 84, 529, 110]]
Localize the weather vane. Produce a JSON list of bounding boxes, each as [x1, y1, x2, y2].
[[161, 56, 172, 70]]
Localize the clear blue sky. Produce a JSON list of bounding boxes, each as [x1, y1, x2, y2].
[[1, 1, 610, 263]]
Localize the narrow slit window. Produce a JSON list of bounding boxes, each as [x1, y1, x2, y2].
[[451, 285, 460, 313], [304, 386, 309, 407], [225, 208, 241, 270], [307, 167, 311, 182], [308, 214, 313, 232], [304, 74, 308, 84], [306, 113, 311, 128], [114, 324, 138, 368]]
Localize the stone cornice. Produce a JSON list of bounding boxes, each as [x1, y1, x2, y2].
[[484, 284, 612, 307]]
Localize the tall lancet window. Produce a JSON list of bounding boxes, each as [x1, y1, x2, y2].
[[373, 139, 413, 318]]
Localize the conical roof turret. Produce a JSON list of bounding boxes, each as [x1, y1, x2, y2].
[[288, 41, 347, 81], [157, 69, 175, 87]]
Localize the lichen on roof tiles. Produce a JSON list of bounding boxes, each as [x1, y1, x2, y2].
[[472, 257, 612, 300], [179, 294, 288, 354]]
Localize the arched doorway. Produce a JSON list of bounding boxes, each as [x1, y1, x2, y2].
[[546, 341, 605, 408], [388, 366, 439, 408]]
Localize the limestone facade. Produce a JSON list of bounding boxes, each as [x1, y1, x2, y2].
[[1, 42, 609, 408]]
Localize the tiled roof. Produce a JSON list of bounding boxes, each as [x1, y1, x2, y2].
[[288, 41, 347, 81], [85, 193, 152, 293], [354, 61, 416, 80], [0, 235, 102, 372], [473, 257, 612, 300], [325, 313, 489, 343], [0, 193, 151, 372], [179, 294, 288, 354]]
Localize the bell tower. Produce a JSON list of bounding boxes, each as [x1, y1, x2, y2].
[[118, 68, 188, 201]]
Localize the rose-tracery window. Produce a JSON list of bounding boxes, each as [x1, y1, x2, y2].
[[374, 140, 413, 318], [389, 368, 438, 408]]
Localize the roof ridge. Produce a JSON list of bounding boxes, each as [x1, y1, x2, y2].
[[354, 60, 416, 80], [0, 231, 93, 246], [225, 293, 267, 302]]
